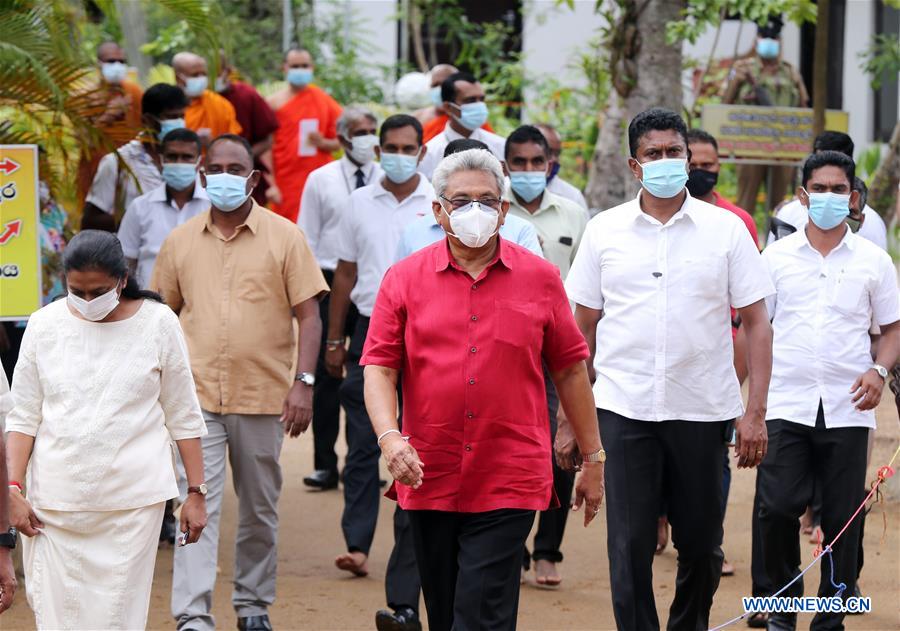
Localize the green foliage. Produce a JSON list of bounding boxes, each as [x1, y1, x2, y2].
[[856, 143, 883, 185], [666, 0, 817, 45], [859, 34, 900, 90]]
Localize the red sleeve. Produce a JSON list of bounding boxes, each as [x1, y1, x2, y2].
[[323, 94, 342, 139], [541, 273, 590, 372], [251, 89, 279, 139], [360, 267, 406, 370]]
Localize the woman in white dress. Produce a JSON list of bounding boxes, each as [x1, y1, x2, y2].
[[5, 230, 208, 630]]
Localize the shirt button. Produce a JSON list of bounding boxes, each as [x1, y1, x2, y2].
[[471, 315, 478, 321], [471, 284, 477, 290], [466, 412, 474, 419], [470, 346, 477, 353], [465, 444, 472, 451], [468, 378, 476, 385]]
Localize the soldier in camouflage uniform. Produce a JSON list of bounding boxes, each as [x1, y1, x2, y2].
[[723, 16, 809, 215]]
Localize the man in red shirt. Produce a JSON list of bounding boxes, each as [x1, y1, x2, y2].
[[361, 148, 604, 631], [216, 57, 279, 206]]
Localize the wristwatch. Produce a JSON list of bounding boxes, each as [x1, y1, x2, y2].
[[872, 364, 889, 380], [0, 527, 17, 550], [582, 448, 607, 463], [187, 484, 208, 497], [295, 372, 316, 387]]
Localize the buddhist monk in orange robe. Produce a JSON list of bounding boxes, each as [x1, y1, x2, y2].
[[173, 52, 242, 144], [265, 49, 342, 222], [76, 42, 144, 206]]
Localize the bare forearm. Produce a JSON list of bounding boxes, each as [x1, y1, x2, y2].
[[364, 366, 399, 435], [319, 138, 340, 154], [327, 264, 356, 340], [875, 324, 900, 370], [297, 311, 322, 374], [0, 437, 8, 528], [175, 438, 205, 487], [552, 363, 602, 454], [743, 316, 773, 415], [574, 306, 601, 383], [6, 432, 34, 485]]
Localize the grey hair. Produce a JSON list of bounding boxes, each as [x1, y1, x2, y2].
[[336, 106, 377, 139], [432, 148, 505, 198]]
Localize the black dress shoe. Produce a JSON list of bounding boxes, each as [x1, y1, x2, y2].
[[303, 469, 339, 490], [766, 611, 796, 631], [237, 614, 273, 631], [375, 607, 421, 631], [846, 583, 865, 615]]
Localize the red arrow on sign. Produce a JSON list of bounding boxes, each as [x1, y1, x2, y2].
[[0, 158, 20, 176], [0, 220, 22, 245]]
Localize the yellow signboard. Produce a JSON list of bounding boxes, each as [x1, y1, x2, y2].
[[701, 104, 850, 162], [0, 145, 41, 320]]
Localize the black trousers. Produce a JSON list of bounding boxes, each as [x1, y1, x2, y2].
[[408, 508, 535, 631], [757, 406, 868, 631], [523, 378, 575, 568], [599, 409, 727, 631], [339, 316, 380, 554], [311, 268, 358, 474], [385, 506, 420, 613]]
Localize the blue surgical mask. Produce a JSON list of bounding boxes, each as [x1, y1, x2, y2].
[[204, 172, 253, 212], [429, 86, 443, 108], [452, 102, 489, 131], [756, 38, 780, 59], [510, 171, 547, 203], [803, 188, 850, 230], [162, 163, 198, 191], [184, 75, 208, 98], [287, 68, 313, 87], [380, 152, 419, 184], [638, 158, 688, 199], [100, 61, 127, 84], [158, 118, 185, 141]]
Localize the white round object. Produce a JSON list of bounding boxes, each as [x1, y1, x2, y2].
[[394, 72, 430, 109]]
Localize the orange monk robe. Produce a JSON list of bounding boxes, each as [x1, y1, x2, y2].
[[76, 79, 144, 206], [272, 84, 342, 222], [185, 90, 243, 139], [421, 114, 495, 144]]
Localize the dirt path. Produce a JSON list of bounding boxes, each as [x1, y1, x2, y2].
[[5, 399, 899, 630]]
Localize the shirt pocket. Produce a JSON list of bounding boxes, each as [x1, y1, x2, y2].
[[494, 299, 542, 348], [832, 279, 865, 315], [679, 255, 727, 299]]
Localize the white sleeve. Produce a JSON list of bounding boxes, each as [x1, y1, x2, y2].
[[565, 224, 604, 310], [157, 310, 207, 440], [117, 199, 142, 259], [760, 247, 777, 319], [334, 198, 358, 263], [571, 207, 589, 265], [4, 322, 43, 436], [85, 152, 118, 214], [517, 222, 543, 257], [728, 220, 774, 309], [871, 254, 900, 327], [297, 171, 323, 258], [861, 207, 888, 252]]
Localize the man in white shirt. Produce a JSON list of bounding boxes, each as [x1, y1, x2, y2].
[[83, 83, 189, 232], [758, 151, 900, 631], [324, 115, 433, 586], [535, 123, 589, 212], [118, 128, 209, 288], [564, 108, 774, 631], [298, 106, 382, 491], [767, 131, 888, 251], [417, 72, 505, 179]]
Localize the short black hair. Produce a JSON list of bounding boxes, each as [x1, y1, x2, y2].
[[441, 71, 478, 104], [757, 14, 783, 39], [801, 150, 855, 188], [444, 138, 489, 157], [687, 128, 718, 153], [504, 125, 550, 160], [379, 114, 423, 147], [162, 128, 201, 153], [627, 108, 688, 158], [813, 131, 854, 158], [853, 176, 868, 211], [142, 83, 188, 119], [208, 133, 254, 162]]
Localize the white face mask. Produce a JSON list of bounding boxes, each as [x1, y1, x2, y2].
[[346, 134, 378, 165], [67, 283, 121, 321], [441, 200, 500, 248]]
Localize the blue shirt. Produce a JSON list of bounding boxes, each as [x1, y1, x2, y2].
[[395, 212, 543, 262]]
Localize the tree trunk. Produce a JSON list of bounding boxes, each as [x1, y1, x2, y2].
[[868, 119, 900, 221], [114, 0, 151, 82], [584, 0, 686, 212], [812, 0, 830, 136]]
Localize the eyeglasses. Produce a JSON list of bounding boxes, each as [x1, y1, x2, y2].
[[440, 195, 502, 210]]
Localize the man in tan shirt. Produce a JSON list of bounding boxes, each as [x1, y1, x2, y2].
[[152, 134, 327, 631]]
